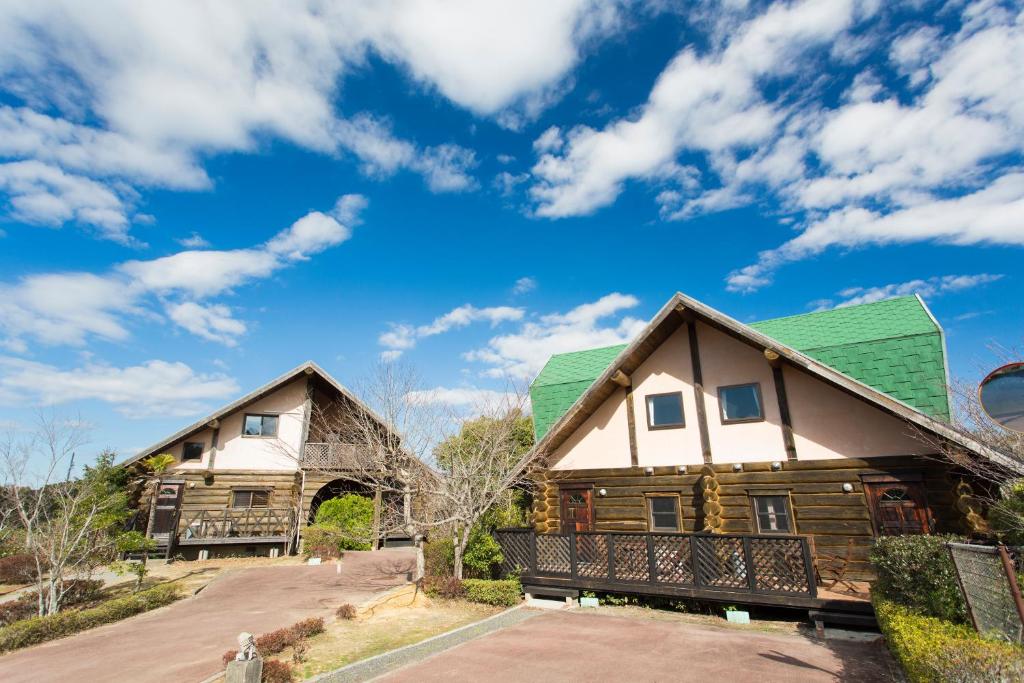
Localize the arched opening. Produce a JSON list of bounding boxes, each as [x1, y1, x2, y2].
[[307, 478, 373, 525]]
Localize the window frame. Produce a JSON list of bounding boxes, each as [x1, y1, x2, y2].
[[181, 441, 205, 462], [644, 391, 686, 430], [241, 413, 279, 438], [646, 492, 682, 532], [717, 382, 766, 424], [230, 488, 272, 509], [748, 490, 795, 535]]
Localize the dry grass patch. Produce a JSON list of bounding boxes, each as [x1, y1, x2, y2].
[[586, 603, 811, 636], [284, 598, 503, 680]]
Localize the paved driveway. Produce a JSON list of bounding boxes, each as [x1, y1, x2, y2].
[[0, 549, 415, 683], [380, 609, 897, 683]]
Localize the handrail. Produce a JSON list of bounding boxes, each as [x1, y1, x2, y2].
[[177, 507, 294, 540]]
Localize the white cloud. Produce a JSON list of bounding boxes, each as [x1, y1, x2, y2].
[[813, 273, 1004, 309], [530, 0, 857, 218], [493, 171, 529, 197], [0, 160, 133, 242], [176, 232, 210, 248], [330, 194, 369, 226], [533, 126, 564, 154], [165, 302, 248, 346], [379, 303, 526, 357], [0, 195, 365, 350], [465, 293, 645, 379], [0, 357, 239, 418], [0, 1, 630, 240], [512, 277, 537, 295]]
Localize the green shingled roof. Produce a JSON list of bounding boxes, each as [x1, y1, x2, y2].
[[529, 295, 950, 440]]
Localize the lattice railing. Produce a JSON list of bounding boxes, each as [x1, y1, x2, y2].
[[493, 529, 815, 597]]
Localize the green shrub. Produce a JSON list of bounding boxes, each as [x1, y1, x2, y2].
[[313, 495, 374, 551], [870, 534, 967, 623], [874, 594, 1024, 682], [423, 576, 464, 599], [0, 583, 180, 653], [423, 527, 505, 579], [423, 538, 455, 577], [989, 480, 1024, 545], [461, 578, 521, 606]]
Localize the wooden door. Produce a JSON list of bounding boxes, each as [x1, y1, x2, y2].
[[865, 480, 931, 536], [559, 487, 594, 533], [151, 482, 183, 537]]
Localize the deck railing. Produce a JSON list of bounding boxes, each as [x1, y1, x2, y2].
[[176, 507, 294, 544], [494, 529, 817, 598], [302, 442, 363, 470]]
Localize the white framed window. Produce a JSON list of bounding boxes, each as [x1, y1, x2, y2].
[[231, 489, 270, 508], [751, 494, 793, 534]]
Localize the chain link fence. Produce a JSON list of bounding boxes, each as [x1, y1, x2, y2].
[[948, 542, 1024, 643]]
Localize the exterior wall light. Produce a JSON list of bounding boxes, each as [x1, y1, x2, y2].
[[770, 461, 782, 471], [732, 463, 743, 472], [599, 488, 607, 497], [644, 466, 655, 475], [842, 483, 854, 493], [677, 465, 687, 474]]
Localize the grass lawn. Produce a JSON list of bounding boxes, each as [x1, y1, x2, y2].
[[278, 598, 504, 680]]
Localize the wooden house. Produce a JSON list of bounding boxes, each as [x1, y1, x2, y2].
[[495, 292, 1014, 612], [124, 361, 409, 559]]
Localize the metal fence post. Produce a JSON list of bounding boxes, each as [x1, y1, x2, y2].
[[998, 544, 1024, 632]]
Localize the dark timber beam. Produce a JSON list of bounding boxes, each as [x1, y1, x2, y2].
[[687, 321, 713, 464], [624, 380, 640, 467], [771, 362, 799, 461]]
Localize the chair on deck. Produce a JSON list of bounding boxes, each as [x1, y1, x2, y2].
[[813, 538, 859, 593]]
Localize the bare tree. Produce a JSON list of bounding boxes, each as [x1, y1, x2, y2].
[[303, 361, 533, 580], [1, 413, 128, 615]]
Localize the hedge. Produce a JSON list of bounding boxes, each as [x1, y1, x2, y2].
[[0, 583, 181, 654], [873, 595, 1024, 683], [870, 534, 967, 623], [461, 578, 521, 606]]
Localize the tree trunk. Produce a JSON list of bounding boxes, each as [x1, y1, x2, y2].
[[453, 526, 472, 580], [414, 537, 425, 583]]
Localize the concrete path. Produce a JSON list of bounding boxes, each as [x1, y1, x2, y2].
[[0, 549, 415, 683], [377, 609, 898, 682]]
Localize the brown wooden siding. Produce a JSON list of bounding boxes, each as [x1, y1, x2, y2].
[[534, 456, 974, 580]]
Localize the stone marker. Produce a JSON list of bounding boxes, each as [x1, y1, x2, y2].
[[226, 632, 262, 683]]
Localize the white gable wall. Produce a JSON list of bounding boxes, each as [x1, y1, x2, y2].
[[165, 377, 308, 472], [548, 321, 930, 470]]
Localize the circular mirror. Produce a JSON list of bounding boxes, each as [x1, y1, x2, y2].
[[979, 362, 1024, 433]]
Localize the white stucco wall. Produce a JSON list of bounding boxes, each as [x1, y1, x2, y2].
[[698, 323, 787, 464], [631, 326, 704, 466], [550, 387, 631, 470], [784, 365, 930, 459], [547, 319, 933, 471], [166, 377, 307, 472]]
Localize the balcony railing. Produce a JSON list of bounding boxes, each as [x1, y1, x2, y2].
[[494, 529, 817, 599], [302, 442, 363, 470], [175, 507, 294, 545]]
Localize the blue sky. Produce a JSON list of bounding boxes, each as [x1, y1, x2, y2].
[[0, 0, 1021, 466]]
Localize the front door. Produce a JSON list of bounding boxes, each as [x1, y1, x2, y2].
[[864, 479, 931, 536], [151, 482, 183, 538], [559, 486, 594, 533]]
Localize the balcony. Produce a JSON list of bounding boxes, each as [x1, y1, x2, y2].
[[302, 442, 363, 470], [175, 507, 294, 546]]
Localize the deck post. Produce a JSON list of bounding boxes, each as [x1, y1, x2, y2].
[[691, 535, 703, 587], [569, 532, 579, 580], [802, 538, 818, 598], [529, 531, 538, 576], [607, 533, 617, 582], [646, 534, 657, 584], [741, 536, 757, 591]]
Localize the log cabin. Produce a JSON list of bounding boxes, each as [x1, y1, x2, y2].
[[123, 361, 411, 559], [495, 292, 1015, 613]]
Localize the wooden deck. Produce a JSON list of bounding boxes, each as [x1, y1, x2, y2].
[[497, 528, 872, 615]]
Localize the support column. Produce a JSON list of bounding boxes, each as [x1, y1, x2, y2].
[[686, 320, 713, 463], [765, 351, 798, 461]]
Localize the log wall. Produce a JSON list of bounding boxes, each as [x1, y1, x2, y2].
[[533, 456, 974, 580]]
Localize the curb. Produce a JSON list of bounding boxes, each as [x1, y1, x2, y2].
[[309, 605, 539, 683]]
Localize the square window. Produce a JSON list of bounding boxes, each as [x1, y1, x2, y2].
[[232, 489, 270, 508], [648, 496, 680, 532], [182, 442, 204, 462], [719, 384, 764, 423], [752, 495, 792, 534], [243, 414, 278, 437], [646, 392, 684, 429]]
